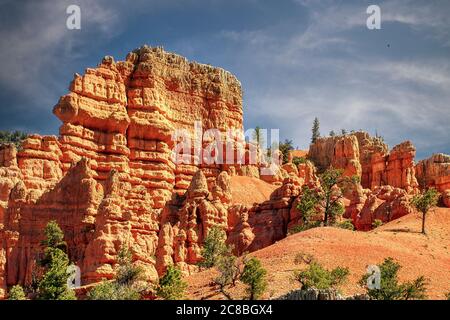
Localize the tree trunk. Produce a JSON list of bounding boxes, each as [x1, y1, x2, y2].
[[421, 211, 426, 234], [324, 196, 330, 226]]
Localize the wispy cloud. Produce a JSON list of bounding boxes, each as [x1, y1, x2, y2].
[[216, 0, 450, 158]]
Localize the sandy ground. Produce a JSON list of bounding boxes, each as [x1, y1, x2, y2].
[[187, 208, 450, 300], [229, 176, 277, 206]]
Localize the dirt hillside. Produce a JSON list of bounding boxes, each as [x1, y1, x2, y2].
[[229, 176, 277, 206], [187, 208, 450, 300]]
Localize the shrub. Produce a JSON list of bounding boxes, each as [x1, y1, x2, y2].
[[88, 281, 118, 300], [198, 227, 228, 268], [445, 291, 450, 300], [292, 157, 307, 166], [88, 281, 142, 300], [157, 265, 188, 300], [40, 220, 66, 251], [294, 262, 349, 291], [372, 219, 383, 229], [289, 221, 321, 235], [350, 175, 361, 184], [337, 219, 355, 231], [214, 251, 242, 299], [115, 247, 144, 286], [359, 257, 428, 300], [8, 285, 27, 300], [241, 257, 267, 300], [88, 247, 146, 300], [0, 130, 28, 149]]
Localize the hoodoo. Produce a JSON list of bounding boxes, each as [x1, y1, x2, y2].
[[0, 46, 449, 299]]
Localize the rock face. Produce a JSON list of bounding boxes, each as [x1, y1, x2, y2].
[[385, 141, 418, 193], [352, 132, 389, 189], [443, 190, 450, 208], [309, 132, 418, 192], [351, 186, 414, 231], [155, 170, 229, 275], [416, 154, 450, 207], [309, 132, 385, 183], [309, 133, 423, 229], [307, 134, 362, 177], [416, 154, 450, 189], [227, 163, 323, 254], [0, 46, 255, 295]]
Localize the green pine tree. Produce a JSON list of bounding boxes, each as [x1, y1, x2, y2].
[[320, 169, 344, 225], [37, 221, 76, 300], [157, 265, 188, 300], [88, 247, 146, 300], [311, 118, 320, 143], [294, 261, 349, 291], [411, 188, 439, 234], [278, 139, 294, 164], [359, 257, 428, 300], [241, 257, 267, 300], [198, 227, 228, 268]]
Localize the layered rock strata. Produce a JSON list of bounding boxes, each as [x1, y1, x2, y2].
[[308, 132, 418, 192], [0, 46, 257, 296], [416, 154, 450, 207]]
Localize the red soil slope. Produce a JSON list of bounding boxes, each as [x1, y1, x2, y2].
[[187, 208, 450, 300], [229, 176, 277, 206]]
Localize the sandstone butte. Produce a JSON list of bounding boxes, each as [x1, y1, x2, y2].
[[0, 45, 449, 298]]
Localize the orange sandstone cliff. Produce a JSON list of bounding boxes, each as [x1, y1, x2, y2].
[[0, 46, 252, 297], [0, 46, 449, 298]]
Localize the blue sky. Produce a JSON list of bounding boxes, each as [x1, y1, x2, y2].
[[0, 0, 449, 159]]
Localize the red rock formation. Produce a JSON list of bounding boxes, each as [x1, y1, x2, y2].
[[416, 154, 450, 190], [385, 141, 418, 193], [297, 160, 320, 188], [416, 154, 450, 207], [332, 135, 362, 178], [155, 170, 229, 275], [227, 174, 319, 253], [443, 190, 450, 208], [0, 46, 250, 294], [343, 182, 368, 222], [0, 46, 446, 299], [308, 134, 363, 178], [353, 186, 414, 230], [309, 132, 418, 193]]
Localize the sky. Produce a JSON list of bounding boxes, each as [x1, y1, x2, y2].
[[0, 0, 449, 160]]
